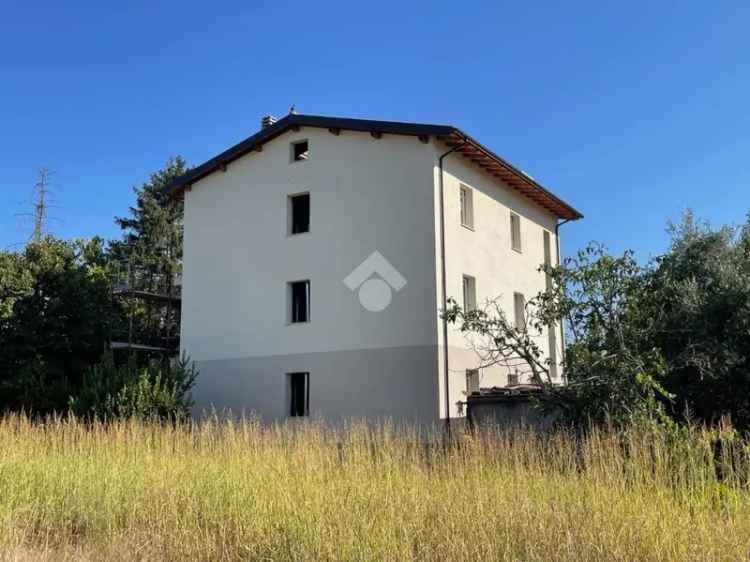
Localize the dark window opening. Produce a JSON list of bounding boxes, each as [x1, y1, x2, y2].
[[290, 193, 310, 234], [290, 280, 310, 323], [292, 140, 309, 162], [289, 372, 309, 417], [466, 369, 480, 395]]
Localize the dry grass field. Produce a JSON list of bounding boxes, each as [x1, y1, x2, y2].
[[0, 415, 748, 561]]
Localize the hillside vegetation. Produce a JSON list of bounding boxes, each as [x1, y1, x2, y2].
[[0, 415, 748, 562]]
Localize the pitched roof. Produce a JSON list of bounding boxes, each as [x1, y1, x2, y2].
[[165, 114, 582, 220]]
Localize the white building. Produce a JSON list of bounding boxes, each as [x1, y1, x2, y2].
[[166, 114, 582, 424]]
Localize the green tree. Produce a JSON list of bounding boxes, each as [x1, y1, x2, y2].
[[0, 236, 115, 412], [111, 156, 186, 287], [109, 156, 187, 349], [647, 211, 750, 427], [445, 243, 673, 427], [545, 244, 673, 426], [0, 158, 192, 415], [446, 210, 750, 429]]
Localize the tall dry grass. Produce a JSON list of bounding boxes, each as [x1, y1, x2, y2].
[[0, 414, 748, 561]]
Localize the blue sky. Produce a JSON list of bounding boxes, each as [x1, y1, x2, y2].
[[2, 1, 748, 260]]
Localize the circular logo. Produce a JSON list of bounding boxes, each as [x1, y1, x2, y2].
[[357, 277, 392, 312]]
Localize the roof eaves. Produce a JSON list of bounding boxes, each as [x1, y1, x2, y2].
[[164, 114, 456, 196], [453, 129, 583, 220], [163, 114, 582, 220], [164, 114, 296, 195]]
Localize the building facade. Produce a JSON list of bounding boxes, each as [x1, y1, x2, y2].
[[167, 114, 581, 424]]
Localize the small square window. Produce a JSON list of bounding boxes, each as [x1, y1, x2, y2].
[[289, 280, 310, 323], [291, 140, 309, 162], [462, 275, 477, 312], [460, 185, 474, 229], [510, 212, 522, 252], [288, 372, 309, 417], [508, 372, 520, 386], [289, 193, 310, 235], [466, 369, 480, 395]]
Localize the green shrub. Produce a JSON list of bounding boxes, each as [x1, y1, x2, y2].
[[70, 353, 197, 420]]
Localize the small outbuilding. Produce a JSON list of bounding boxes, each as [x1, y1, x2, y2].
[[465, 385, 558, 430]]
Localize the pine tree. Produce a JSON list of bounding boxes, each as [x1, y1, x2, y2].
[[110, 157, 188, 350]]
